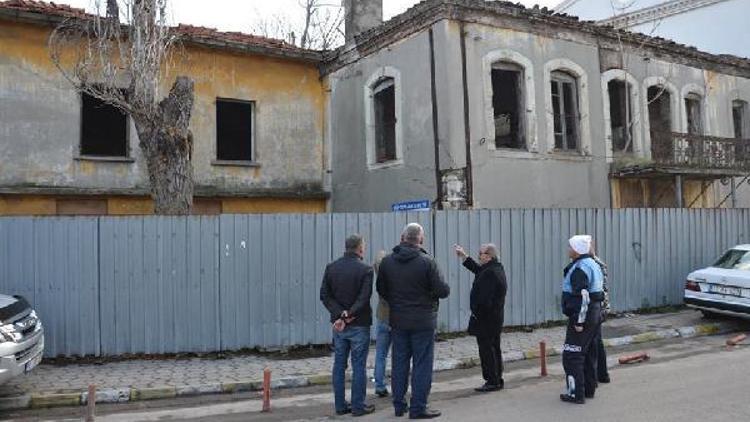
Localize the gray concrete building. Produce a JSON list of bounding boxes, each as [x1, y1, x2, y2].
[[325, 0, 750, 211]]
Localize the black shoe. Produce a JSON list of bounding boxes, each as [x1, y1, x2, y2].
[[395, 410, 406, 417], [352, 404, 375, 417], [474, 383, 502, 392], [376, 388, 390, 398], [560, 394, 585, 404], [585, 392, 595, 399], [410, 409, 442, 419], [598, 376, 611, 384], [336, 406, 352, 415]]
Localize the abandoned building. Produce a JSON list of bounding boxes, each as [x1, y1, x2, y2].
[[324, 0, 750, 211], [1, 0, 749, 215], [0, 0, 328, 215]]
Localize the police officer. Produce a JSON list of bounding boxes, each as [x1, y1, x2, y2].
[[560, 235, 605, 405]]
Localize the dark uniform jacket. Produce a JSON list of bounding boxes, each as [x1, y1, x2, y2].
[[376, 243, 450, 331], [464, 258, 507, 337], [319, 252, 374, 327]]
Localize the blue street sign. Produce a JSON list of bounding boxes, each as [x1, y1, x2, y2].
[[392, 200, 431, 212]]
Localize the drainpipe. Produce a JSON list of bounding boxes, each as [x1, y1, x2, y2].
[[459, 21, 474, 207], [675, 175, 684, 208], [429, 27, 442, 209], [731, 177, 737, 208]]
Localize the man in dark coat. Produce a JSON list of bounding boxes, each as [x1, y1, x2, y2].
[[377, 223, 450, 419], [455, 243, 508, 392], [320, 234, 375, 417]]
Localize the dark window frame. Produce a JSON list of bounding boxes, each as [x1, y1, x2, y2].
[[490, 61, 526, 150], [608, 79, 635, 153], [732, 100, 749, 139], [550, 70, 580, 152], [371, 77, 398, 164], [684, 93, 704, 136], [215, 97, 256, 163], [79, 92, 130, 158]]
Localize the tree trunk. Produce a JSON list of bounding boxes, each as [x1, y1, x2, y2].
[[134, 76, 195, 215]]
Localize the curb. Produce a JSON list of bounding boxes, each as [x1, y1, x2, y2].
[[0, 321, 736, 412]]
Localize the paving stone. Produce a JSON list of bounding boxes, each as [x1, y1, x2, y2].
[[0, 309, 738, 408]]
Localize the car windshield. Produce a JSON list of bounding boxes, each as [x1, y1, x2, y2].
[[712, 249, 750, 271]]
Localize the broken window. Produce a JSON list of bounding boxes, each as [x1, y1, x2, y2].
[[684, 94, 703, 135], [647, 86, 672, 134], [491, 62, 525, 149], [647, 86, 672, 158], [732, 100, 748, 139], [608, 80, 633, 153], [550, 71, 579, 151], [216, 99, 254, 161], [80, 93, 128, 157], [372, 77, 397, 163]]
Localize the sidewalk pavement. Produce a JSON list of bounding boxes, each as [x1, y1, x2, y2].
[[1, 309, 747, 411]]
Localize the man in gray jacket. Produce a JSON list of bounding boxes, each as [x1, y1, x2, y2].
[[377, 223, 450, 419]]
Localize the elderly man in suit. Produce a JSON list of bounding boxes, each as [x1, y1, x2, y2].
[[455, 243, 508, 392]]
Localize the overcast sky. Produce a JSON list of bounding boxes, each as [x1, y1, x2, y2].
[[60, 0, 560, 34]]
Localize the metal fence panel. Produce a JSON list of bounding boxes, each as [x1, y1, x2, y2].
[[2, 209, 749, 357]]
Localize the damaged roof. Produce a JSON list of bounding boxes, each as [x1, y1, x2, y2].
[[2, 0, 748, 76], [324, 0, 750, 76], [0, 0, 322, 62]]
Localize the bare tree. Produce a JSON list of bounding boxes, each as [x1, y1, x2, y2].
[[49, 0, 195, 215], [251, 0, 344, 50]]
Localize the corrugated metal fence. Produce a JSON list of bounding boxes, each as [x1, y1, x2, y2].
[[0, 209, 748, 357]]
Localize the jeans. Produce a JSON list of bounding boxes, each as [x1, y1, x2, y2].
[[391, 328, 435, 417], [374, 320, 392, 392], [332, 326, 370, 413]]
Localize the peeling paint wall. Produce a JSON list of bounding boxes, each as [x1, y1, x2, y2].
[[329, 13, 750, 211], [328, 30, 438, 212], [0, 20, 327, 213], [602, 47, 750, 207], [459, 21, 610, 208]]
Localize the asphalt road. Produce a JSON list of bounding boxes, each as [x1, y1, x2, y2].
[[9, 333, 750, 421]]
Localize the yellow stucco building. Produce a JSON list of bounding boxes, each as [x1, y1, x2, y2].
[[0, 1, 329, 215]]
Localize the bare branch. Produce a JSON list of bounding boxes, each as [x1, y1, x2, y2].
[[49, 0, 196, 214]]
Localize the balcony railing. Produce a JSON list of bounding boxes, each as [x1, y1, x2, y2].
[[650, 131, 750, 172]]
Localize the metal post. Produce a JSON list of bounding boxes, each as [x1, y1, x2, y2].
[[262, 368, 272, 413], [675, 175, 684, 208], [731, 177, 737, 208], [540, 341, 548, 377], [86, 384, 96, 422]]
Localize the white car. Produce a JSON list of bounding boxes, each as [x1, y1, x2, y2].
[[0, 294, 44, 384], [684, 244, 750, 318]]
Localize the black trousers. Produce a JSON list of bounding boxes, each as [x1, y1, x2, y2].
[[596, 324, 609, 381], [562, 303, 601, 400], [476, 332, 504, 386]]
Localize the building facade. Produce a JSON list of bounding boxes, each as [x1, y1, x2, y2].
[[325, 0, 750, 211], [0, 1, 329, 215]]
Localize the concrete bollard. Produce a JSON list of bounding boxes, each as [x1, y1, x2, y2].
[[618, 352, 650, 365], [726, 334, 747, 346], [85, 384, 96, 421], [540, 341, 547, 377], [262, 368, 271, 413]]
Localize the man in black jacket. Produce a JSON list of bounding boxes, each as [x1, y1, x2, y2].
[[320, 234, 375, 417], [377, 223, 450, 420], [455, 243, 508, 392]]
